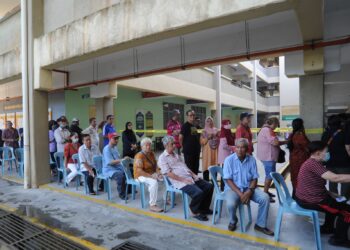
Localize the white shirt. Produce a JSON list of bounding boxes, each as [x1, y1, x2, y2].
[[78, 144, 101, 172], [82, 125, 99, 147], [54, 127, 71, 153]]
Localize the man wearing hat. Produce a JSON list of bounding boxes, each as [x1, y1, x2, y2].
[[102, 132, 127, 199], [236, 112, 254, 155], [167, 109, 182, 154], [54, 116, 71, 153], [70, 117, 83, 144]]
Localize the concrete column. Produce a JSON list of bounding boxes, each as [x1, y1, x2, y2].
[[95, 98, 104, 122], [103, 97, 114, 119], [214, 66, 222, 128], [26, 0, 51, 188], [300, 74, 324, 140], [250, 60, 258, 129]]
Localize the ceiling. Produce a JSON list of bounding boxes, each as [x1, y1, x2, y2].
[[0, 0, 19, 20]]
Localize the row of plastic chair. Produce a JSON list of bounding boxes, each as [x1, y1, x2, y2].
[[0, 147, 23, 178]]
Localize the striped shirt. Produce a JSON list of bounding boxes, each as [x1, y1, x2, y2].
[[296, 158, 328, 204]]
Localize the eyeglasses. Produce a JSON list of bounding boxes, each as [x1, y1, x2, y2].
[[188, 114, 195, 117]]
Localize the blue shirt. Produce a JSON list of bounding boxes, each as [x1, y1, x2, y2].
[[223, 153, 259, 192], [102, 144, 123, 177], [103, 123, 116, 146]]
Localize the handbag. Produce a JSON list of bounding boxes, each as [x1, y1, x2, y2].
[[277, 148, 286, 163]]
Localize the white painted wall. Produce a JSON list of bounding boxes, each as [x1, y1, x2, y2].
[[0, 11, 20, 54]]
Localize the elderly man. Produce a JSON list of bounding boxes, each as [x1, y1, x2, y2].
[[158, 135, 213, 221], [224, 138, 273, 236], [79, 134, 102, 195], [54, 116, 71, 153], [2, 121, 19, 149], [103, 132, 127, 199], [134, 137, 163, 212], [82, 117, 99, 147]]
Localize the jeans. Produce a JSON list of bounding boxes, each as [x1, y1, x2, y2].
[[261, 161, 276, 180], [184, 153, 200, 175], [226, 188, 270, 228], [327, 167, 350, 199], [181, 179, 213, 214], [109, 166, 127, 197]]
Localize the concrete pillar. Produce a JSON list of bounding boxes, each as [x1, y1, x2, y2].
[[300, 74, 324, 140], [214, 66, 222, 128], [103, 97, 114, 119], [95, 98, 104, 123], [250, 60, 258, 129], [25, 0, 51, 188]]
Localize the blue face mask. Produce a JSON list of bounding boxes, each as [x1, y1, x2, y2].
[[324, 152, 330, 162]]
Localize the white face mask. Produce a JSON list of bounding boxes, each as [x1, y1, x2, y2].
[[72, 138, 79, 143], [224, 124, 231, 130]]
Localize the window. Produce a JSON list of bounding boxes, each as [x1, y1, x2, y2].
[[191, 106, 206, 128], [163, 102, 184, 129]]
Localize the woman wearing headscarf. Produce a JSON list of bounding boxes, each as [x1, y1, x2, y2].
[[200, 116, 219, 181], [287, 118, 310, 197], [218, 119, 235, 165], [122, 122, 138, 158]]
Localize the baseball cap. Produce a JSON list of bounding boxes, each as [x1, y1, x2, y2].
[[72, 117, 79, 122], [108, 132, 120, 140], [240, 112, 253, 121]]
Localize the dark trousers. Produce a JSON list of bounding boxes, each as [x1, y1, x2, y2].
[[328, 168, 350, 199], [296, 196, 350, 240], [83, 169, 103, 193], [184, 153, 200, 175], [110, 166, 127, 197], [181, 179, 213, 214]]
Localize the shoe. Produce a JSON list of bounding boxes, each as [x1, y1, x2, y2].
[[150, 205, 163, 213], [193, 214, 209, 221], [228, 223, 237, 232], [269, 197, 275, 203], [200, 209, 214, 215], [328, 236, 350, 248], [267, 192, 276, 198], [120, 194, 126, 200], [80, 181, 84, 186], [89, 192, 97, 195], [320, 225, 334, 234], [254, 224, 274, 236], [98, 187, 104, 192]]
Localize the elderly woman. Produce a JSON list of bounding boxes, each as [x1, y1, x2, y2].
[[257, 117, 286, 202], [200, 116, 219, 181], [134, 137, 163, 212]]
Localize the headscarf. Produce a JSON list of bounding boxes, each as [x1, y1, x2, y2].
[[220, 119, 235, 146], [204, 116, 218, 135], [123, 122, 137, 143]]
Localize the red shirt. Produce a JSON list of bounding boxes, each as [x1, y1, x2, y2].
[[167, 119, 181, 148], [235, 124, 253, 154], [64, 142, 80, 167], [296, 158, 328, 204]]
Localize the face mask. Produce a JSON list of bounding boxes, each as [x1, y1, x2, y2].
[[60, 124, 65, 128], [324, 152, 330, 162], [224, 124, 231, 130], [72, 138, 79, 143]]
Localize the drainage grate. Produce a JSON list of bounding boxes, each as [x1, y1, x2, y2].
[[0, 209, 88, 250], [112, 241, 156, 250]]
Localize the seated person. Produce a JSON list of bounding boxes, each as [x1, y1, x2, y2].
[[134, 137, 163, 213], [79, 134, 103, 195], [296, 141, 350, 248], [64, 132, 80, 185], [158, 135, 213, 221], [224, 138, 273, 236], [103, 132, 127, 199]]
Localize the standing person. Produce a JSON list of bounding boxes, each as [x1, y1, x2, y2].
[[103, 115, 116, 147], [218, 120, 235, 165], [200, 116, 219, 181], [2, 121, 19, 149], [194, 117, 202, 129], [122, 122, 138, 158], [257, 117, 285, 203], [179, 110, 201, 175], [167, 109, 182, 155], [236, 112, 254, 155], [134, 137, 163, 212], [103, 132, 127, 199], [295, 141, 350, 247], [321, 115, 350, 198], [78, 134, 102, 195], [70, 118, 83, 144], [54, 117, 71, 153], [18, 128, 23, 148], [64, 133, 81, 185], [287, 118, 310, 197], [48, 120, 57, 173], [82, 117, 99, 148], [98, 120, 106, 153]]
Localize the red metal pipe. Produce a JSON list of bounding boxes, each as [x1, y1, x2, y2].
[[49, 35, 350, 92]]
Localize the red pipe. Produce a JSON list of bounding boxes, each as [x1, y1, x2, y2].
[[49, 35, 350, 93]]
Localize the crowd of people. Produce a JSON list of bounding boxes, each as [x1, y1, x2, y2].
[[45, 111, 350, 247]]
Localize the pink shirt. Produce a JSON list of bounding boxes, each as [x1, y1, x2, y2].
[[167, 120, 181, 148], [218, 138, 234, 164], [257, 126, 279, 162]]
